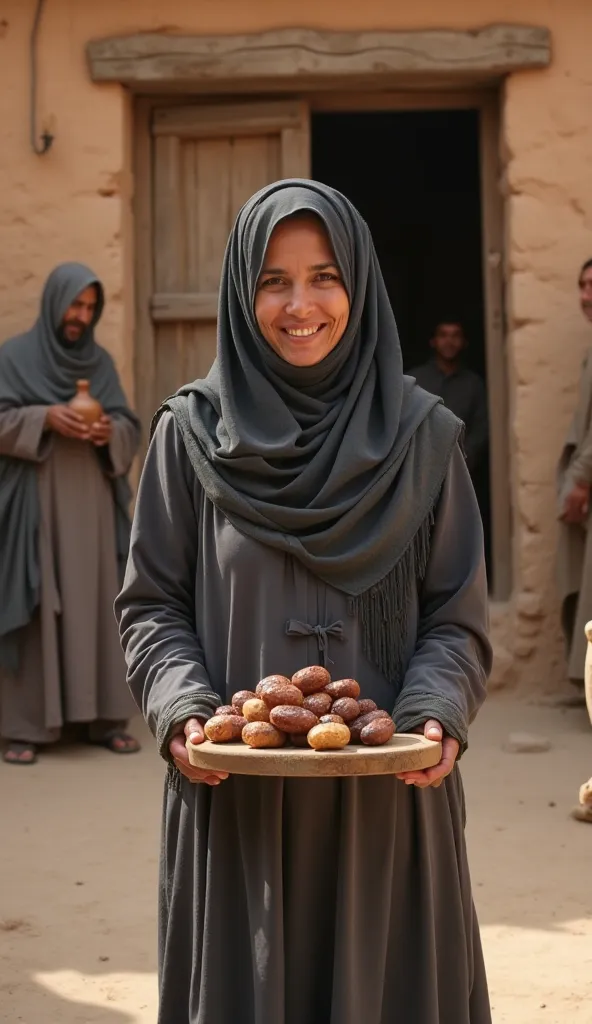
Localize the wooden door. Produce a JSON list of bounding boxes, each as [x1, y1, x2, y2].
[[134, 99, 310, 441], [480, 94, 511, 600]]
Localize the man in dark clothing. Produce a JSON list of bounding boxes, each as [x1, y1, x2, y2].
[[410, 320, 488, 476]]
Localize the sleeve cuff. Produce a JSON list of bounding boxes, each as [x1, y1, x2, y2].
[[392, 691, 468, 755], [156, 690, 222, 762], [568, 458, 592, 485], [24, 406, 53, 461]]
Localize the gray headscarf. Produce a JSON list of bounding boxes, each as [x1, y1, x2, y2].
[[154, 181, 462, 684], [0, 262, 139, 670]]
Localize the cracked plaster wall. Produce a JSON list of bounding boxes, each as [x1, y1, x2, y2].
[[1, 0, 591, 692]]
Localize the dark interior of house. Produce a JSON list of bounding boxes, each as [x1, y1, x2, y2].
[[312, 108, 492, 577], [312, 108, 485, 372]]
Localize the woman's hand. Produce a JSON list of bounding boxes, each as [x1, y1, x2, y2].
[[395, 719, 459, 789], [168, 717, 230, 786]]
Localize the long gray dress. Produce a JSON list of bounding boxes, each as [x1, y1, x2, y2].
[[118, 413, 491, 1024], [0, 406, 138, 743]]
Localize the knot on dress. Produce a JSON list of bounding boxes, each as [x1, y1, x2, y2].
[[285, 619, 344, 666]]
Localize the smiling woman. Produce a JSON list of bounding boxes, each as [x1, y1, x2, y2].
[[255, 214, 350, 366], [116, 179, 492, 1024]]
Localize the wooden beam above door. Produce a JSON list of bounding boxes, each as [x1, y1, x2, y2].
[[88, 26, 551, 89]]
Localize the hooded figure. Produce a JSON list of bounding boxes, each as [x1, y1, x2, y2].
[[117, 182, 492, 1023], [0, 262, 141, 764]]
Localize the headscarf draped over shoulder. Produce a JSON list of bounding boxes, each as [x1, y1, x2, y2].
[[0, 262, 139, 670], [154, 181, 462, 685]]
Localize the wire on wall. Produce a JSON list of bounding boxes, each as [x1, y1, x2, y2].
[[30, 0, 54, 155]]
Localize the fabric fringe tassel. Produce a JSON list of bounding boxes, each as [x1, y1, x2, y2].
[[166, 762, 182, 792], [349, 510, 434, 688]]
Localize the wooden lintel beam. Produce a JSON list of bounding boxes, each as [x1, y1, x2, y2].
[[87, 25, 551, 87]]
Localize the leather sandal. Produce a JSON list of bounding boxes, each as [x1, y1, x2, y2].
[[3, 741, 38, 765], [89, 730, 140, 754]]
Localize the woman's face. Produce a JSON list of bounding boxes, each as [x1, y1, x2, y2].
[[254, 215, 350, 367]]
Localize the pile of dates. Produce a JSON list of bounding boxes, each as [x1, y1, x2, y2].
[[204, 667, 395, 751]]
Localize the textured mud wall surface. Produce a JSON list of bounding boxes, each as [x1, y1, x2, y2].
[[503, 15, 592, 691], [0, 6, 132, 389], [0, 0, 590, 690]]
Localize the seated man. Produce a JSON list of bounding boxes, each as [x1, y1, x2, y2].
[[410, 320, 488, 478]]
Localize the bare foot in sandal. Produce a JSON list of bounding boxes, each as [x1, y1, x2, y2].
[[3, 741, 38, 765], [90, 730, 141, 754]]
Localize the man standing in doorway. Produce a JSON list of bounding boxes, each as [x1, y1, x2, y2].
[[557, 259, 592, 690], [410, 320, 488, 477], [0, 263, 141, 764]]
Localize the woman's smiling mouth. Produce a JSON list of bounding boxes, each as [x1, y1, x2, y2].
[[282, 324, 326, 338]]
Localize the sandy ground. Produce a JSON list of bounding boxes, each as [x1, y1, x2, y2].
[[1, 693, 591, 1023]]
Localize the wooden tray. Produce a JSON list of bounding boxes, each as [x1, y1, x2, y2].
[[186, 733, 441, 777]]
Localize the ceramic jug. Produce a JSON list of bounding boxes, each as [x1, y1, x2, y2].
[[69, 379, 103, 426]]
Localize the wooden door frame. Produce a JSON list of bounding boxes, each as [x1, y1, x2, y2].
[[132, 97, 154, 458], [479, 93, 510, 600], [306, 89, 510, 598], [133, 88, 511, 598]]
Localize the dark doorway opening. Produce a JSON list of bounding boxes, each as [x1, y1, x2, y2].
[[312, 108, 491, 577]]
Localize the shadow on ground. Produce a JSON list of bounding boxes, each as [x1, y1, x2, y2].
[[1, 717, 160, 1022], [464, 695, 592, 931]]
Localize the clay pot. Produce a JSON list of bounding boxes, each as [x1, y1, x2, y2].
[[69, 379, 102, 426]]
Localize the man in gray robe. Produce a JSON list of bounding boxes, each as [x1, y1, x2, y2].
[[557, 258, 592, 685], [410, 320, 488, 477], [0, 263, 141, 764]]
